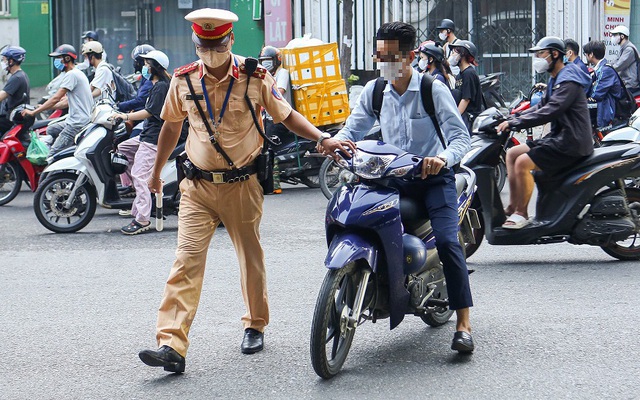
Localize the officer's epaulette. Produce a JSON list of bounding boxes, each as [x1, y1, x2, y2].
[[239, 64, 267, 79], [174, 61, 199, 77]]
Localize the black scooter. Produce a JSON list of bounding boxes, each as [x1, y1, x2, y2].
[[463, 107, 640, 260]]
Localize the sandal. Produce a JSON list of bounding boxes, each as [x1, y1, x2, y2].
[[121, 219, 151, 235], [502, 213, 530, 230]]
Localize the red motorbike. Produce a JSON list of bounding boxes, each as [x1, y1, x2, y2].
[[0, 105, 62, 206]]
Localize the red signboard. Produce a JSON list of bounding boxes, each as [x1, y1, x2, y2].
[[264, 0, 292, 47]]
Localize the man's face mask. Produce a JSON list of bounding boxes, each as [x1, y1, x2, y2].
[[261, 59, 274, 73], [533, 53, 551, 74], [439, 30, 448, 41], [612, 34, 621, 45]]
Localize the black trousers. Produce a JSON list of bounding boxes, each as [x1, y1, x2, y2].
[[392, 171, 473, 310]]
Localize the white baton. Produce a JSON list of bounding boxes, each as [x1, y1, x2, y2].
[[155, 189, 164, 232]]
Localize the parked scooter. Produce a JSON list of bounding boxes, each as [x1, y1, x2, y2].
[[0, 105, 62, 206], [310, 140, 479, 379], [479, 72, 508, 109], [33, 99, 182, 233], [272, 134, 324, 187], [462, 107, 640, 260]]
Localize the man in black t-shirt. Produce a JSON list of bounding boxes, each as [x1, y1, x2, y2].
[[449, 40, 483, 130], [0, 46, 30, 134]]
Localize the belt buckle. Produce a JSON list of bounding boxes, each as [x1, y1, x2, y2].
[[212, 172, 225, 184]]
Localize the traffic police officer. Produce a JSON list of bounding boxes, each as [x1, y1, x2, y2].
[[138, 8, 353, 373]]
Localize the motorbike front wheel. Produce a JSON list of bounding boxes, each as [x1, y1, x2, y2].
[[34, 172, 97, 233], [310, 263, 368, 379], [0, 161, 23, 206], [601, 188, 640, 260]]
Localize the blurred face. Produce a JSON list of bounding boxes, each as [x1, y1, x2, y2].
[[374, 40, 413, 82]]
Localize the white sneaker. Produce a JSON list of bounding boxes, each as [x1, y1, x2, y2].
[[119, 209, 132, 217]]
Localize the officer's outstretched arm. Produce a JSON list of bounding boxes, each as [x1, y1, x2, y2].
[[281, 110, 355, 159], [149, 120, 183, 193]]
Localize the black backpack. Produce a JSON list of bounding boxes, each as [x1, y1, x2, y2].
[[372, 73, 447, 148], [98, 63, 137, 102], [605, 63, 638, 120]]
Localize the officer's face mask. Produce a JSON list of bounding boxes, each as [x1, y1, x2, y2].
[[533, 54, 551, 74]]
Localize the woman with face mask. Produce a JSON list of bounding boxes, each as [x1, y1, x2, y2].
[[418, 41, 456, 91], [448, 40, 483, 130], [112, 50, 182, 235]]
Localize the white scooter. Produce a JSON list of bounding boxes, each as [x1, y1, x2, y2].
[[33, 99, 183, 233]]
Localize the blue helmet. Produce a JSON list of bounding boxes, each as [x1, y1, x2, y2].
[[1, 45, 26, 64], [82, 30, 99, 41]]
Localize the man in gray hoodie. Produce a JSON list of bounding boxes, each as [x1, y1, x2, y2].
[[611, 25, 640, 95]]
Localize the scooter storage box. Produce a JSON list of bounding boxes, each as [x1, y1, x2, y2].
[[589, 190, 629, 217]]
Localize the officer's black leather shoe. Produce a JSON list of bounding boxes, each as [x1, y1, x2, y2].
[[139, 345, 185, 373], [241, 328, 264, 354], [451, 331, 475, 353]]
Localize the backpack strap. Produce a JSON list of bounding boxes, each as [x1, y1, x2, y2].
[[371, 77, 385, 120], [420, 73, 447, 148]]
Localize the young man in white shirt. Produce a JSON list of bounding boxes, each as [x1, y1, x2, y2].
[[82, 41, 117, 100]]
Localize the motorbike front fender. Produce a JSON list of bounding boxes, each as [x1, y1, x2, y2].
[[41, 157, 89, 183], [325, 232, 378, 271]]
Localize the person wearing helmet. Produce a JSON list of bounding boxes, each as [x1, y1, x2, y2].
[[115, 44, 157, 199], [496, 36, 592, 230], [436, 18, 460, 75], [564, 39, 589, 75], [22, 44, 93, 158], [112, 50, 175, 235], [584, 40, 625, 128], [449, 40, 483, 129], [259, 45, 292, 194], [0, 46, 30, 134], [82, 41, 116, 100], [417, 41, 455, 90], [610, 25, 640, 95]]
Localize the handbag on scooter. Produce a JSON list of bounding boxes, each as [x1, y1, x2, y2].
[[26, 131, 49, 165]]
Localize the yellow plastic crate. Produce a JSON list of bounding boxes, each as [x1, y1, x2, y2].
[[282, 43, 342, 86], [293, 80, 350, 127]]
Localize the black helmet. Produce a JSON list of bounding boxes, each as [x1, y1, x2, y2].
[[419, 42, 445, 62], [110, 152, 129, 174], [449, 40, 478, 58], [9, 104, 35, 126], [259, 45, 282, 72], [436, 18, 455, 31], [82, 30, 99, 41], [49, 44, 78, 60], [1, 46, 26, 64], [528, 36, 566, 55]]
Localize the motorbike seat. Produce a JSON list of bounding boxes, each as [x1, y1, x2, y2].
[[32, 119, 55, 130], [169, 142, 186, 160], [534, 144, 638, 182]]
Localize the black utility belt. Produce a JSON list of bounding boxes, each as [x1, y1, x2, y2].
[[182, 159, 257, 184]]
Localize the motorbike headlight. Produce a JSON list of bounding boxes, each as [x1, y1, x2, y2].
[[461, 146, 482, 165], [351, 151, 395, 179]]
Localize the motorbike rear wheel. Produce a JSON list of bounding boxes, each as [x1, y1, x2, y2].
[[319, 158, 340, 199], [0, 161, 23, 206], [601, 188, 640, 260], [33, 172, 97, 233], [310, 263, 368, 379]]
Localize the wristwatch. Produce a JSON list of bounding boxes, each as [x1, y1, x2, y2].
[[436, 154, 448, 167], [317, 132, 331, 145]]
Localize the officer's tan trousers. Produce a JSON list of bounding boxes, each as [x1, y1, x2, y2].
[[155, 175, 268, 357]]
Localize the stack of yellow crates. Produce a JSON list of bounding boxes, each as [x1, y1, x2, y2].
[[281, 43, 350, 127]]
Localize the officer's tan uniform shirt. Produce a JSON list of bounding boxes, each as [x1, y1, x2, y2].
[[161, 55, 292, 171]]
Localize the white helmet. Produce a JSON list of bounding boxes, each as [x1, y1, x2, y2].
[[140, 50, 169, 70], [611, 25, 630, 37], [81, 41, 104, 55]]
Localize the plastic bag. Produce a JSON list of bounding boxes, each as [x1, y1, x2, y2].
[[26, 131, 49, 165]]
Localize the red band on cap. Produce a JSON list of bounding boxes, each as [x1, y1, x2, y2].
[[192, 23, 233, 40]]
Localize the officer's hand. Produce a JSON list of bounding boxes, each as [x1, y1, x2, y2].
[[496, 121, 511, 133], [148, 176, 163, 194], [421, 156, 445, 179], [319, 138, 356, 160]]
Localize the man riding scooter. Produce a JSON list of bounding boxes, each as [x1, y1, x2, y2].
[[0, 46, 30, 135], [496, 36, 593, 229]]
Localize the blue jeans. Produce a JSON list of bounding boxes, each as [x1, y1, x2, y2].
[[392, 170, 473, 310]]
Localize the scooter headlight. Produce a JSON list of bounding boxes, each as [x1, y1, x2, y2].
[[351, 151, 395, 179]]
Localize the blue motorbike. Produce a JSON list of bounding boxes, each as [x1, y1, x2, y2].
[[310, 140, 479, 379]]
